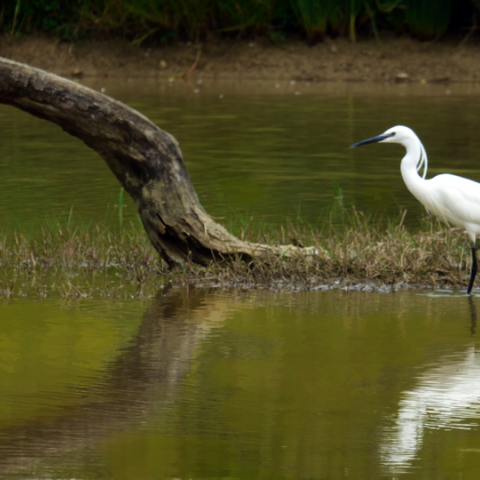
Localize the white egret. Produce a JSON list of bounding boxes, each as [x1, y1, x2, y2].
[[351, 125, 480, 294]]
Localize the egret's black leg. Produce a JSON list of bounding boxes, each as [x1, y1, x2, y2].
[[468, 245, 478, 295]]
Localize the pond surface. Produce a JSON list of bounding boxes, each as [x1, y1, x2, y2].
[[2, 80, 480, 233], [3, 79, 480, 479], [1, 289, 480, 479]]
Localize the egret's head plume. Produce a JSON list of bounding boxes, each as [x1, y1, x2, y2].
[[350, 125, 428, 179]]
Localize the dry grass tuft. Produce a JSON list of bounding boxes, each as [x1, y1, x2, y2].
[[0, 211, 474, 299]]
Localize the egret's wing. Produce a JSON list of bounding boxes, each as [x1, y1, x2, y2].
[[427, 174, 480, 227]]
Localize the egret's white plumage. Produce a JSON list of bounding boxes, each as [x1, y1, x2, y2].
[[351, 125, 480, 294]]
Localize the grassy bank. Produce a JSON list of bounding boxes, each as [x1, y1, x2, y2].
[[0, 0, 477, 45], [0, 211, 473, 300]]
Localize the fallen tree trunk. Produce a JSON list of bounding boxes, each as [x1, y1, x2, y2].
[[0, 58, 315, 266]]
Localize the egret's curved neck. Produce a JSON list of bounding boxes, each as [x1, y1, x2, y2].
[[400, 137, 427, 200]]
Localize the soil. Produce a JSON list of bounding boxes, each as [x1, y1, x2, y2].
[[2, 34, 480, 83]]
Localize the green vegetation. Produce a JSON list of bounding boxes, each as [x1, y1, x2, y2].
[[403, 0, 455, 39], [0, 0, 477, 44], [291, 0, 340, 44], [0, 210, 474, 299]]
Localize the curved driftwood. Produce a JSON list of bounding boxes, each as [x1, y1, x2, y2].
[[0, 58, 315, 266]]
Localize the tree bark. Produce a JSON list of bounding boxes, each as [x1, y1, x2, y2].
[[0, 58, 315, 266]]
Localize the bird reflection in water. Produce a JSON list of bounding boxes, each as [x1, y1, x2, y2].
[[470, 295, 477, 334], [380, 296, 480, 474]]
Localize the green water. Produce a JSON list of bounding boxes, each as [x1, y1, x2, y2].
[[2, 80, 480, 233], [3, 80, 480, 479], [1, 289, 480, 479]]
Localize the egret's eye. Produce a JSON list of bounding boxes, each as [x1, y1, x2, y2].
[[390, 132, 396, 137]]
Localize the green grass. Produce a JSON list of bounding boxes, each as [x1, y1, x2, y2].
[[403, 0, 454, 39], [291, 0, 336, 44], [0, 0, 476, 43]]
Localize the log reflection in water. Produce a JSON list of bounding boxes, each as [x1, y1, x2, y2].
[[0, 288, 232, 475]]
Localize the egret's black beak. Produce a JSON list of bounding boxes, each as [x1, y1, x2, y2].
[[350, 133, 392, 148]]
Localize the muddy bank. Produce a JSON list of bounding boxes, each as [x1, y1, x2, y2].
[[1, 35, 480, 83]]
